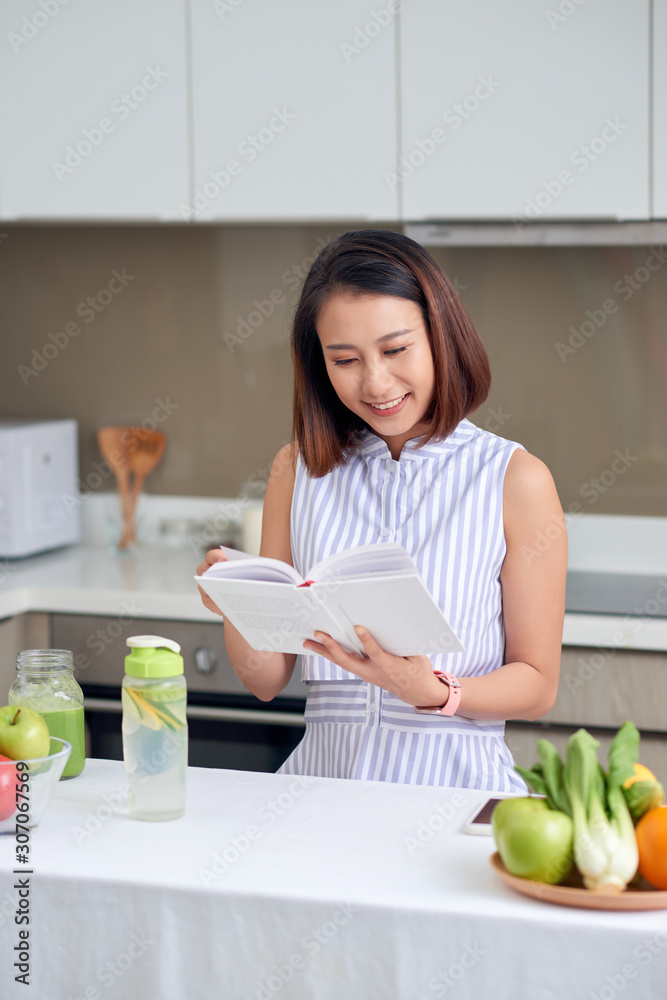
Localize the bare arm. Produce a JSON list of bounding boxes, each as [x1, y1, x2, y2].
[[302, 448, 567, 721], [450, 448, 567, 720], [196, 442, 299, 702]]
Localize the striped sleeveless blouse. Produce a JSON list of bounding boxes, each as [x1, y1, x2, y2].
[[277, 417, 529, 793]]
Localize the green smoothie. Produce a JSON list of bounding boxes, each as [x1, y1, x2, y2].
[[39, 706, 85, 778]]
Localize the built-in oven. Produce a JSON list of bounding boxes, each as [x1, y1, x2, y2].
[[51, 614, 307, 772]]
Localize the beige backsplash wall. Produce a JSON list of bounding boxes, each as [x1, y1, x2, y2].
[[1, 225, 666, 514]]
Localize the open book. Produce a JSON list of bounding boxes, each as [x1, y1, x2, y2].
[[195, 542, 464, 658]]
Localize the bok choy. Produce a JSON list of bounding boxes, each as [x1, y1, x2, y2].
[[563, 723, 639, 893]]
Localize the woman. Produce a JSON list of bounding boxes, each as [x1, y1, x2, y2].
[[197, 230, 567, 790]]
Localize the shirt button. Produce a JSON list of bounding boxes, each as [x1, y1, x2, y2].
[[380, 527, 390, 537], [368, 704, 377, 713]]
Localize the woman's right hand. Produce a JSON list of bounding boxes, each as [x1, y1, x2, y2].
[[196, 548, 228, 617]]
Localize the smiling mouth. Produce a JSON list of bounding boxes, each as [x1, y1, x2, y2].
[[364, 393, 408, 410]]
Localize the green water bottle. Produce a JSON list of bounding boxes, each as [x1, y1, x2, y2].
[[9, 649, 85, 778], [122, 635, 188, 821]]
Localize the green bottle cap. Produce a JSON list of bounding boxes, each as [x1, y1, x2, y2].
[[124, 635, 184, 678]]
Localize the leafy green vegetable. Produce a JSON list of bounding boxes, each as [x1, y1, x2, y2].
[[623, 780, 665, 825], [516, 740, 571, 815], [563, 725, 638, 893]]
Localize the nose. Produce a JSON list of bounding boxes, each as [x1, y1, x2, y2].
[[360, 359, 395, 399]]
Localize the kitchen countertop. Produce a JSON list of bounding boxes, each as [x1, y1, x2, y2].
[[1, 758, 665, 1000], [1, 511, 667, 651]]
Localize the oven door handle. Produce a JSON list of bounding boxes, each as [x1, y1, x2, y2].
[[83, 697, 306, 728]]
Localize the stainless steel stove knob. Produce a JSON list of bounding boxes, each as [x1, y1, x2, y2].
[[194, 646, 218, 675]]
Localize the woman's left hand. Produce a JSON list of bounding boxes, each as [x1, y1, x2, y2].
[[302, 626, 447, 708]]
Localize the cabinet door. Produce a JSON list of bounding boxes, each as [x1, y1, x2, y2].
[[654, 0, 667, 217], [189, 1, 398, 222], [400, 1, 649, 221], [0, 1, 189, 220]]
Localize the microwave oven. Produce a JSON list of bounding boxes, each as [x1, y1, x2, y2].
[[0, 418, 81, 558]]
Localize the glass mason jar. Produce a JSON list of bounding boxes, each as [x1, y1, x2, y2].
[[9, 649, 86, 778]]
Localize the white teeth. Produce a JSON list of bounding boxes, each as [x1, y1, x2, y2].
[[368, 394, 407, 410]]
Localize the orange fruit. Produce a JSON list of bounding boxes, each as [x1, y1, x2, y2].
[[636, 806, 667, 889], [624, 763, 658, 789]]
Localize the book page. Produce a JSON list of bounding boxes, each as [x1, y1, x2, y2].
[[195, 578, 363, 655], [315, 574, 464, 657], [199, 548, 303, 585], [310, 542, 418, 582]]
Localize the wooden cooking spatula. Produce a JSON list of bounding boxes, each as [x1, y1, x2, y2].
[[119, 429, 166, 547], [97, 427, 133, 549]]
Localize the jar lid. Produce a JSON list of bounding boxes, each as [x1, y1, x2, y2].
[[124, 635, 184, 678]]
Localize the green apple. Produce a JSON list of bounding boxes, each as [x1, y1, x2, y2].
[[493, 796, 574, 884], [0, 706, 50, 760]]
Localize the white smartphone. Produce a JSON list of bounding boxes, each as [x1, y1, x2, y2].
[[461, 795, 511, 836]]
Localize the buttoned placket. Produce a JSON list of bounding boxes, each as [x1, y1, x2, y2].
[[379, 457, 400, 539], [366, 680, 382, 727]]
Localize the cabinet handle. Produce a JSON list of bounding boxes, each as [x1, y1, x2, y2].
[[83, 696, 306, 728]]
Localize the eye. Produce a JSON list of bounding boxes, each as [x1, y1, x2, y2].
[[332, 347, 407, 367]]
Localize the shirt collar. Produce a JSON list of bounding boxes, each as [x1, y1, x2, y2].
[[354, 419, 478, 461]]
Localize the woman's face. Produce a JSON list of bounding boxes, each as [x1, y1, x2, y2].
[[316, 292, 436, 458]]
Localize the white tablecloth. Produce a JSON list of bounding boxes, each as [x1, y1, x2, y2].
[[1, 759, 666, 1000]]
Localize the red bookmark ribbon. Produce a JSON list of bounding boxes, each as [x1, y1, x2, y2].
[[297, 580, 315, 587]]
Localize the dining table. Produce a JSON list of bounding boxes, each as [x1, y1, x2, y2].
[[1, 758, 666, 1000]]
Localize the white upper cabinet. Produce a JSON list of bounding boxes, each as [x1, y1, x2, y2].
[[0, 0, 189, 220], [653, 0, 667, 218], [188, 1, 398, 222], [399, 1, 650, 222]]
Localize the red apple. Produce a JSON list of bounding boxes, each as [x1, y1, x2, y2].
[[0, 753, 18, 822]]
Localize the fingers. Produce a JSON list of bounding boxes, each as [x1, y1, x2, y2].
[[196, 549, 228, 616], [196, 548, 228, 576], [196, 584, 223, 617], [352, 625, 382, 656], [303, 628, 373, 665]]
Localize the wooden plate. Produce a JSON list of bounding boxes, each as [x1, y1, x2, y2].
[[490, 852, 667, 911]]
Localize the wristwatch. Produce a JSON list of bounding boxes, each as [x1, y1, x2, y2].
[[414, 671, 462, 717]]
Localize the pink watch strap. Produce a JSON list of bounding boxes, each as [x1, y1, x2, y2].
[[414, 671, 462, 716]]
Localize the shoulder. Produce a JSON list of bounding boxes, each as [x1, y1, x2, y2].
[[503, 448, 565, 542], [268, 442, 299, 484]]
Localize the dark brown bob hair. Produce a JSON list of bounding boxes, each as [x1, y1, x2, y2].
[[291, 229, 490, 477]]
